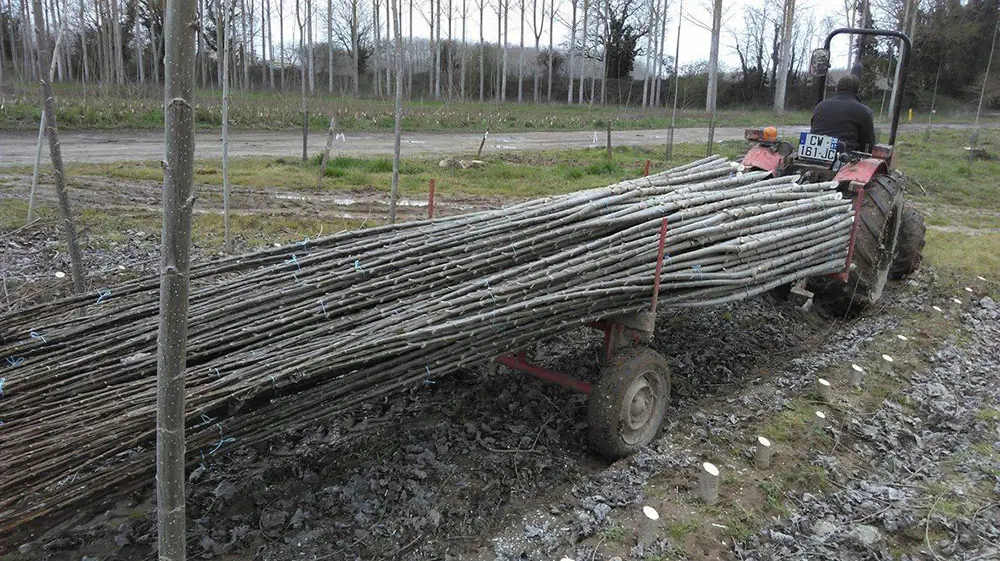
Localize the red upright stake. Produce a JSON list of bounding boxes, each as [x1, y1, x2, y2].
[[643, 159, 651, 177], [651, 218, 669, 314], [428, 178, 436, 219]]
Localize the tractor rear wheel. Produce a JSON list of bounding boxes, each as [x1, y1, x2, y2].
[[819, 174, 904, 314], [890, 203, 926, 280]]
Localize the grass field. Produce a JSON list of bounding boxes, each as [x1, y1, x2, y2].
[[0, 84, 815, 132]]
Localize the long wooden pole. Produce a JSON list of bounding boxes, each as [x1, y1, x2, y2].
[[31, 0, 84, 294], [222, 0, 232, 253], [157, 0, 197, 556], [389, 0, 404, 224]]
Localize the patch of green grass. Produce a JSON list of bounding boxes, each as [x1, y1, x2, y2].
[[898, 128, 1000, 211], [0, 84, 819, 132], [601, 524, 626, 545], [923, 230, 1000, 282], [757, 480, 785, 512], [667, 520, 698, 541]]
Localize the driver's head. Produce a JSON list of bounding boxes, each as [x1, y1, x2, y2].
[[836, 74, 861, 96]]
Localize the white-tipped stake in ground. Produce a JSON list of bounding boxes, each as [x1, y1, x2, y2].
[[850, 364, 865, 387], [816, 378, 832, 401], [897, 334, 909, 342], [54, 271, 65, 279], [951, 298, 963, 315], [933, 305, 944, 313], [813, 411, 828, 430], [881, 354, 894, 376], [755, 436, 773, 469], [699, 462, 720, 505], [638, 505, 661, 547], [965, 287, 974, 293]]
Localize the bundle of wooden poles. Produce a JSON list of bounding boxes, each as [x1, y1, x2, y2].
[[0, 156, 855, 533]]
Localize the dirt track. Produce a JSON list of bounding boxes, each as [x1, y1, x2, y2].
[[1, 122, 986, 165]]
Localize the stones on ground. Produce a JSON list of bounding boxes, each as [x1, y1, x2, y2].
[[259, 509, 287, 532], [846, 524, 882, 547]]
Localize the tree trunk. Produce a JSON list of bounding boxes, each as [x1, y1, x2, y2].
[[327, 0, 332, 92], [667, 0, 681, 159], [478, 1, 483, 101], [32, 0, 85, 302], [545, 0, 553, 101], [446, 0, 452, 98], [434, 0, 441, 98], [653, 0, 666, 105], [773, 0, 794, 113], [641, 0, 653, 107], [567, 0, 576, 103], [307, 0, 314, 92], [459, 0, 467, 99], [578, 0, 588, 104], [407, 0, 413, 98], [389, 0, 403, 223], [279, 0, 285, 89], [517, 0, 524, 102], [157, 0, 197, 554], [705, 0, 721, 111], [111, 0, 123, 84], [500, 0, 507, 101], [216, 0, 223, 83], [351, 0, 358, 94], [298, 0, 308, 160], [135, 5, 145, 83], [372, 0, 380, 96], [267, 0, 275, 88], [241, 0, 248, 88], [222, 0, 232, 252]]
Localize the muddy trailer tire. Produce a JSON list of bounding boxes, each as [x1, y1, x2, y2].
[[588, 347, 671, 460], [890, 203, 926, 280], [819, 174, 904, 314]]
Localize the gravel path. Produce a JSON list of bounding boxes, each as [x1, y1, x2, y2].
[[1, 122, 990, 166]]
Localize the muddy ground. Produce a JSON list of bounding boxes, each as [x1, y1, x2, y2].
[[2, 177, 998, 561]]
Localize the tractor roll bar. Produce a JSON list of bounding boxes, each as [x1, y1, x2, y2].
[[816, 28, 911, 147]]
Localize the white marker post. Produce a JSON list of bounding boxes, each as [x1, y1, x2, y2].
[[639, 505, 661, 547], [699, 462, 720, 505], [755, 436, 773, 469], [816, 378, 832, 402], [881, 354, 894, 377], [850, 364, 864, 387], [813, 411, 827, 430]]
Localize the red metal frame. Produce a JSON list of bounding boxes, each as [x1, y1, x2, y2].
[[742, 145, 785, 176], [834, 186, 866, 282], [833, 158, 886, 184], [643, 160, 651, 177], [496, 219, 671, 393]]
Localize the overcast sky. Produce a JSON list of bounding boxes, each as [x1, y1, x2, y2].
[[275, 0, 867, 70]]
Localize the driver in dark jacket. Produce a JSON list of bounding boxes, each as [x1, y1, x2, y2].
[[810, 74, 877, 153]]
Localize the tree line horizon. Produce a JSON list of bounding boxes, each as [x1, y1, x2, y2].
[[0, 0, 997, 112]]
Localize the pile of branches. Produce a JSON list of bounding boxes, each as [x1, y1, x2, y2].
[[0, 156, 855, 534]]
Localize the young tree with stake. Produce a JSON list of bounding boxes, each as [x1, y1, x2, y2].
[[156, 0, 197, 557]]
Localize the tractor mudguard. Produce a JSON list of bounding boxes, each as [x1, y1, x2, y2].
[[742, 145, 786, 176], [833, 158, 888, 184]]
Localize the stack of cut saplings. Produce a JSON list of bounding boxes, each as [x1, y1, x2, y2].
[[0, 156, 855, 535]]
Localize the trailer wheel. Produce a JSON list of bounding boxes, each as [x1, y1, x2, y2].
[[819, 174, 903, 314], [890, 203, 926, 280], [588, 347, 671, 460]]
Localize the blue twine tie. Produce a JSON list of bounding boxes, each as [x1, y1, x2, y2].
[[423, 365, 435, 385], [354, 260, 365, 273], [692, 264, 703, 278], [287, 254, 301, 271], [0, 377, 6, 398], [96, 289, 112, 304], [211, 367, 221, 377], [319, 300, 329, 318], [210, 436, 236, 455], [29, 331, 45, 344], [5, 357, 24, 367]]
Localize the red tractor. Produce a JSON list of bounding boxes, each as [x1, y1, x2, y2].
[[741, 28, 926, 312]]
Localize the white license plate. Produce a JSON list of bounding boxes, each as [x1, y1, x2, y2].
[[798, 133, 839, 162]]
